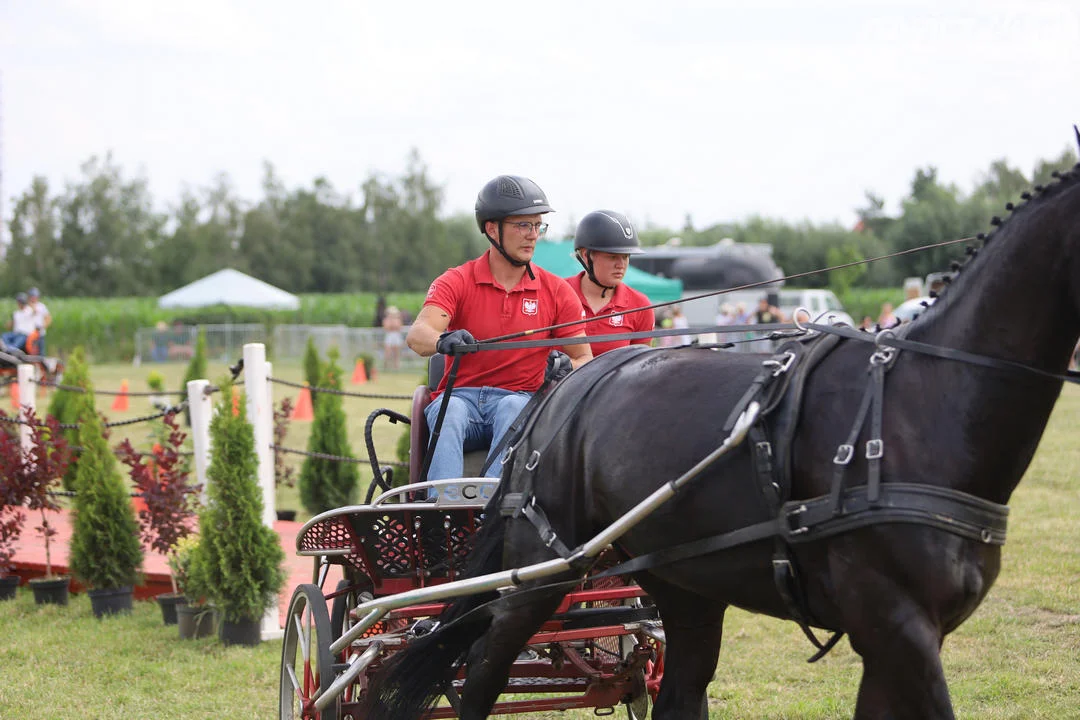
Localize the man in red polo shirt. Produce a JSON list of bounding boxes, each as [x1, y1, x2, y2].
[[566, 210, 655, 355], [406, 175, 592, 482]]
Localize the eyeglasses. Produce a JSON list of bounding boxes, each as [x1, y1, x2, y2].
[[506, 221, 548, 235]]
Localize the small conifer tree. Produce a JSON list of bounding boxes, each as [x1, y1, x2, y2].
[[194, 379, 284, 622], [299, 348, 359, 514], [47, 346, 90, 492], [68, 378, 144, 591], [303, 337, 322, 410], [181, 329, 208, 426]]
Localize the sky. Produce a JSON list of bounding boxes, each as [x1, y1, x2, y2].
[[1, 0, 1079, 241]]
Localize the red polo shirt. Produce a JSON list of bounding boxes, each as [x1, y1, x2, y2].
[[566, 273, 655, 356], [424, 255, 586, 397]]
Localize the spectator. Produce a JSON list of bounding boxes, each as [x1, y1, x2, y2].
[[373, 295, 387, 329], [382, 305, 404, 370], [754, 296, 781, 324], [27, 287, 52, 355], [671, 305, 690, 346], [2, 293, 35, 353], [565, 210, 654, 356], [859, 316, 874, 331], [406, 174, 592, 483], [878, 302, 897, 329]]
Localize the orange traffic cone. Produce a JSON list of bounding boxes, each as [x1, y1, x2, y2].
[[111, 379, 130, 411], [231, 385, 240, 417], [291, 385, 314, 421], [10, 382, 19, 410], [351, 360, 368, 385]]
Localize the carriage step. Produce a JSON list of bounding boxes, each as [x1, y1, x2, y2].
[[504, 676, 589, 689], [551, 605, 659, 629]]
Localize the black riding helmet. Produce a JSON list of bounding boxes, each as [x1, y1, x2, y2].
[[474, 175, 554, 279], [574, 210, 643, 297]]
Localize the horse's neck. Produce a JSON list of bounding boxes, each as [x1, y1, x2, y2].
[[898, 181, 1080, 501], [914, 187, 1080, 372]]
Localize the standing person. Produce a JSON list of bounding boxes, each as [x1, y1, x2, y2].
[[406, 174, 592, 482], [373, 295, 387, 328], [671, 305, 690, 346], [565, 210, 654, 356], [754, 296, 781, 324], [27, 287, 51, 355], [2, 293, 35, 353], [382, 305, 404, 371], [878, 301, 898, 329]]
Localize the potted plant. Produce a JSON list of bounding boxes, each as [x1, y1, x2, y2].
[[171, 535, 216, 639], [272, 397, 298, 522], [116, 411, 201, 624], [193, 378, 285, 646], [68, 382, 144, 618], [0, 410, 72, 604], [145, 370, 170, 410]]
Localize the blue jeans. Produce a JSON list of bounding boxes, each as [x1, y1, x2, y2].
[[423, 387, 532, 481], [1, 332, 26, 352]]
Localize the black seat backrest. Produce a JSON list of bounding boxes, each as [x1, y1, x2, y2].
[[428, 354, 445, 391]]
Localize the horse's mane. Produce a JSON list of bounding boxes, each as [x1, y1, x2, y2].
[[920, 158, 1080, 309]]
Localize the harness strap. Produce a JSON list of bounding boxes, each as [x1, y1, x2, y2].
[[867, 359, 886, 505], [829, 376, 875, 515], [520, 496, 574, 559], [478, 383, 551, 476]]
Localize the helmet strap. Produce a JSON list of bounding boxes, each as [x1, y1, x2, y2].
[[577, 250, 615, 298], [485, 221, 535, 279]]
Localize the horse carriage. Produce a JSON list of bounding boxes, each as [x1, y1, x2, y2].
[[280, 358, 666, 719], [1, 330, 63, 386], [282, 153, 1080, 720]]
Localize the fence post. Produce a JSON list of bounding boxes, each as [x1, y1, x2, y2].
[[242, 343, 282, 639], [17, 364, 36, 453], [243, 343, 275, 528], [187, 379, 213, 506]]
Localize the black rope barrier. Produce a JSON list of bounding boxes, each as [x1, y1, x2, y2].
[[271, 442, 409, 468], [267, 375, 411, 401]]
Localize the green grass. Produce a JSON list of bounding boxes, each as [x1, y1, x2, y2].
[[1, 372, 1078, 718]]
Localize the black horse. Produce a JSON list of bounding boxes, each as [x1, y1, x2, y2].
[[365, 159, 1080, 719]]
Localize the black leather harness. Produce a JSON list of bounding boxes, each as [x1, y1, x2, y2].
[[499, 333, 1012, 660]]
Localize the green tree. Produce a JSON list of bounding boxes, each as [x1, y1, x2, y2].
[[3, 177, 62, 295], [302, 337, 322, 410], [67, 376, 144, 591], [298, 348, 360, 515], [54, 154, 164, 296], [47, 346, 90, 492], [193, 380, 284, 622]]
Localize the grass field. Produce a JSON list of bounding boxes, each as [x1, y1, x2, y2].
[[1, 365, 1078, 718]]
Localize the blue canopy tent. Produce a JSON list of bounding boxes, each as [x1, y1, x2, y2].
[[530, 240, 683, 303]]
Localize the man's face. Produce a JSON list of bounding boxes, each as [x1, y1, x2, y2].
[[490, 214, 546, 264]]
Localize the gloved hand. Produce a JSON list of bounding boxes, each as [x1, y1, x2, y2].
[[436, 329, 478, 355], [544, 349, 573, 384]]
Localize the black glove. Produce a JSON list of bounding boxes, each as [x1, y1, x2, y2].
[[544, 350, 573, 384], [436, 329, 477, 356]]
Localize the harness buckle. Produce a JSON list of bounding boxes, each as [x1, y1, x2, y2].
[[500, 444, 515, 466], [755, 441, 773, 458], [763, 351, 796, 377], [833, 444, 854, 465], [865, 439, 884, 460], [525, 450, 541, 471], [785, 504, 810, 536]]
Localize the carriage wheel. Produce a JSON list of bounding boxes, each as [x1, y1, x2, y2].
[[624, 673, 649, 720], [330, 578, 363, 642], [280, 584, 339, 720]]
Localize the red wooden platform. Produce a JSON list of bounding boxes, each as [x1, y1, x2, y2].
[[8, 507, 341, 628]]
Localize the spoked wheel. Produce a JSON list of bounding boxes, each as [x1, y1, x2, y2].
[[280, 584, 339, 719]]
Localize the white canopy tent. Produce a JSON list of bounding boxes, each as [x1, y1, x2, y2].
[[158, 269, 300, 310]]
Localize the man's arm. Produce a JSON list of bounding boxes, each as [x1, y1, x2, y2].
[[406, 305, 451, 357], [562, 334, 592, 369]]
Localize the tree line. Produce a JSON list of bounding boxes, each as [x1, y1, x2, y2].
[[2, 146, 1076, 299]]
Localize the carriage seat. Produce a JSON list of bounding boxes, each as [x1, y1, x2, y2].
[[409, 354, 489, 484]]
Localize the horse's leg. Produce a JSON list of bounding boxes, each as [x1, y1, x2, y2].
[[847, 605, 954, 719], [639, 576, 725, 720], [456, 589, 566, 720]]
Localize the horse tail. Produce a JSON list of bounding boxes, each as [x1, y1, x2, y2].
[[361, 489, 509, 719]]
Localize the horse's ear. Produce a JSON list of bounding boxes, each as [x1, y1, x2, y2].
[[1075, 124, 1080, 153]]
